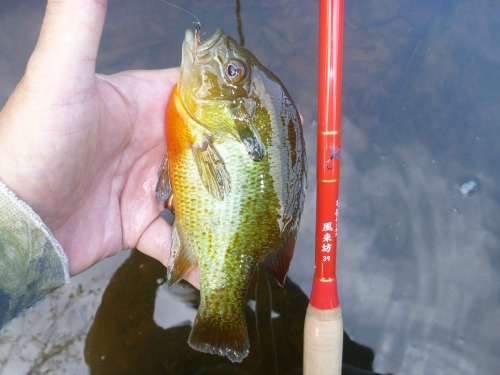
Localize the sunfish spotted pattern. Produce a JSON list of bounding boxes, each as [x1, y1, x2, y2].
[[156, 27, 307, 363]]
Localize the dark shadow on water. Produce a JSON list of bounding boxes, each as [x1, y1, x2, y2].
[[85, 250, 387, 375]]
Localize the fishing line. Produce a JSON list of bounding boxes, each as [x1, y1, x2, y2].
[[158, 0, 202, 55], [158, 0, 202, 30], [157, 0, 200, 91]]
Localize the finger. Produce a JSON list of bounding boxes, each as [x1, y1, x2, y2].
[[136, 215, 172, 268], [183, 266, 201, 289], [28, 0, 108, 90]]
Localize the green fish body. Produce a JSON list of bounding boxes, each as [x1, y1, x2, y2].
[[156, 28, 307, 362]]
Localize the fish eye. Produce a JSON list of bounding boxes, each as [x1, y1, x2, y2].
[[225, 60, 246, 83]]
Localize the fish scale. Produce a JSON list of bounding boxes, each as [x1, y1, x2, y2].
[[156, 28, 306, 363]]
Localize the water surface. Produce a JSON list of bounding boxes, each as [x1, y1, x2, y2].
[[1, 1, 499, 374]]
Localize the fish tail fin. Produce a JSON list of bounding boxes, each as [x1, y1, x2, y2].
[[188, 311, 249, 363]]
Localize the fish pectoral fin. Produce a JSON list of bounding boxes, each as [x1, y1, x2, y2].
[[232, 102, 265, 161], [263, 230, 297, 287], [191, 138, 230, 200], [168, 225, 197, 287], [155, 153, 173, 204], [235, 118, 266, 161]]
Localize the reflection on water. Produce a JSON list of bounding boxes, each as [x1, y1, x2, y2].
[[85, 250, 380, 375], [339, 2, 500, 373], [1, 0, 500, 374], [85, 250, 305, 374]]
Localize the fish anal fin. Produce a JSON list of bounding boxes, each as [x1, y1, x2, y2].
[[191, 137, 230, 200], [155, 153, 172, 204], [263, 231, 297, 287], [188, 311, 249, 363], [167, 226, 196, 287]]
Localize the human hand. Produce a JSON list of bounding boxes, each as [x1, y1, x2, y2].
[[0, 0, 198, 285]]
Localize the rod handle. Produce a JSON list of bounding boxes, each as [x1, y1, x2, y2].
[[303, 304, 343, 375]]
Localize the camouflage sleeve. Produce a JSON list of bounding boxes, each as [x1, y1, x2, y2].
[[0, 181, 69, 331]]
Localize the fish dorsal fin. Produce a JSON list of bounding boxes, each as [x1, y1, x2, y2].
[[168, 225, 197, 287], [155, 153, 172, 203], [263, 231, 297, 286], [191, 137, 230, 200], [232, 101, 265, 161]]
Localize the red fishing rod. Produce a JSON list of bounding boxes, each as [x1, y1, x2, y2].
[[303, 0, 344, 374]]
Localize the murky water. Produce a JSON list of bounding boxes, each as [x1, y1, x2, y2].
[[1, 1, 500, 374]]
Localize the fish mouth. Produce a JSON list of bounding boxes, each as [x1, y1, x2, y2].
[[182, 28, 225, 70], [198, 28, 225, 53], [180, 28, 226, 94], [181, 29, 196, 75]]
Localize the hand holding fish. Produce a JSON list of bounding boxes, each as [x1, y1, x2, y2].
[[0, 0, 199, 284], [0, 0, 307, 363]]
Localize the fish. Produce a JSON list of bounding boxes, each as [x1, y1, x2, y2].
[[155, 27, 307, 363]]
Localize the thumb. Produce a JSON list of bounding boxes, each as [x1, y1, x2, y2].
[[26, 0, 108, 91]]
